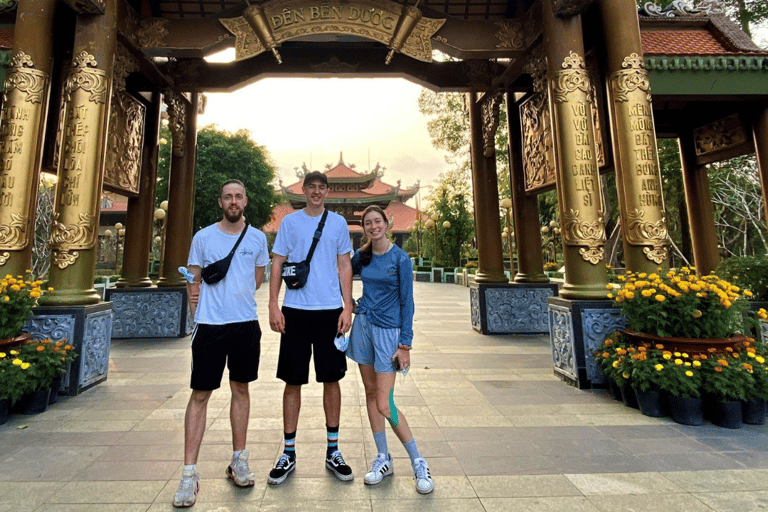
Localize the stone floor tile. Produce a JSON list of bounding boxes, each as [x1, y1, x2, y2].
[[49, 480, 166, 503], [661, 469, 768, 492], [586, 493, 714, 511], [261, 500, 374, 511], [155, 477, 265, 503], [371, 498, 485, 511], [480, 496, 601, 512], [72, 460, 181, 481], [564, 472, 685, 495], [0, 445, 108, 481], [0, 482, 68, 505], [40, 505, 151, 512], [693, 490, 768, 511], [468, 474, 583, 497]]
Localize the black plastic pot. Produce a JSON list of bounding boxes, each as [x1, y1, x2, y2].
[[742, 398, 766, 425], [634, 388, 667, 417], [668, 395, 704, 426], [710, 400, 743, 429]]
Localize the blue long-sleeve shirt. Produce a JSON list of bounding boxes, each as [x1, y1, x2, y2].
[[351, 245, 414, 346]]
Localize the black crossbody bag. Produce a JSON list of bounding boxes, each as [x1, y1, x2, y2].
[[201, 223, 249, 285], [282, 210, 328, 289]]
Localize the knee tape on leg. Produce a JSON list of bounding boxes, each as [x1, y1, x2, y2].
[[387, 388, 399, 428]]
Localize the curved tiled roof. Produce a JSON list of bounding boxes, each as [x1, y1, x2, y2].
[[641, 29, 731, 55]]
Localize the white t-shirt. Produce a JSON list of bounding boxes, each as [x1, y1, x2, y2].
[[188, 224, 270, 324], [272, 209, 352, 310]]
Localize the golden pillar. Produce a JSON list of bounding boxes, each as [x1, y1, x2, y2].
[[679, 131, 719, 275], [753, 108, 768, 237], [157, 92, 198, 287], [599, 0, 669, 273], [117, 92, 162, 288], [542, 0, 607, 299], [505, 91, 548, 283], [468, 91, 508, 284], [0, 0, 56, 275], [41, 0, 117, 305]]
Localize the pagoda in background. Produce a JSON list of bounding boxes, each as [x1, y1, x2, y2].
[[263, 153, 424, 249]]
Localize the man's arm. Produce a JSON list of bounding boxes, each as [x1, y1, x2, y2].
[[186, 265, 202, 321], [337, 252, 353, 334], [255, 265, 266, 290], [269, 253, 286, 333]]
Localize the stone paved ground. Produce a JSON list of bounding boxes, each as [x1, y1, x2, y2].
[[2, 282, 768, 511]]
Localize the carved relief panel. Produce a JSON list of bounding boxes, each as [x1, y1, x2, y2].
[[694, 114, 752, 165], [104, 45, 144, 195], [521, 48, 556, 192]]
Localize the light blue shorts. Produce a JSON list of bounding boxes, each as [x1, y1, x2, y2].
[[347, 313, 400, 374]]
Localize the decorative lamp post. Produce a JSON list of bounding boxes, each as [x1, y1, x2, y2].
[[154, 202, 168, 276], [500, 198, 515, 270], [114, 223, 124, 271], [425, 217, 436, 265]]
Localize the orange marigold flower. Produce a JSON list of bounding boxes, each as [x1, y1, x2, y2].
[[714, 366, 723, 373], [717, 359, 729, 367], [726, 347, 733, 353], [36, 345, 44, 352], [602, 352, 610, 358], [655, 344, 664, 350]]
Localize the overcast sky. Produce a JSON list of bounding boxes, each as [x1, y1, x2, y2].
[[196, 75, 452, 205]]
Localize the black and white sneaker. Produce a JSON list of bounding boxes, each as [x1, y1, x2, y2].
[[267, 454, 295, 485], [364, 453, 393, 485], [325, 450, 354, 481]]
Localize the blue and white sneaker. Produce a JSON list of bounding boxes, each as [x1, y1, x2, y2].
[[364, 453, 393, 485], [412, 457, 433, 494]]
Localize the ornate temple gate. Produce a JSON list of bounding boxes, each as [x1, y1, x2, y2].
[[0, 0, 766, 392]]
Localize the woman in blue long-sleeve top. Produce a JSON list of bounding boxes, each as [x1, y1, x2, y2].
[[347, 205, 433, 494]]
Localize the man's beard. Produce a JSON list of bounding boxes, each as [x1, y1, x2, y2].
[[224, 208, 243, 223]]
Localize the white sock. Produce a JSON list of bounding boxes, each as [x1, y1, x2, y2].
[[233, 450, 243, 460], [183, 464, 196, 473]]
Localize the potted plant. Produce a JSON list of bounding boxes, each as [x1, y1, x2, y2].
[[13, 340, 76, 414], [594, 331, 631, 401], [627, 345, 668, 417], [699, 347, 754, 429], [0, 347, 35, 422], [0, 272, 49, 346], [740, 339, 768, 424], [653, 348, 705, 425], [610, 268, 755, 349]]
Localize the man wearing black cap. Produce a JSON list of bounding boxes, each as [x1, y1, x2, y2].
[[267, 170, 355, 484]]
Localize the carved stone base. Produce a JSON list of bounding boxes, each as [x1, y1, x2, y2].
[[471, 282, 560, 334], [548, 297, 624, 389], [25, 302, 113, 396], [105, 286, 193, 339]]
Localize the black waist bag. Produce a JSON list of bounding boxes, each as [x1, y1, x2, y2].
[[282, 210, 328, 289], [201, 223, 248, 285]]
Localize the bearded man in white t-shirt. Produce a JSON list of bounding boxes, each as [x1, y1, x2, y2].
[[267, 170, 355, 485], [172, 179, 270, 508]]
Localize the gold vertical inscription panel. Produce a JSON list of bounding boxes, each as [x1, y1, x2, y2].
[[0, 52, 49, 259], [550, 52, 605, 265], [50, 52, 109, 269], [609, 53, 668, 264]]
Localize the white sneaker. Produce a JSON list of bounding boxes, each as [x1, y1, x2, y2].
[[173, 466, 200, 507], [364, 453, 393, 485], [226, 450, 255, 487], [412, 457, 434, 494]]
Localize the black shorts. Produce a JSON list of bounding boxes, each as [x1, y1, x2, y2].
[[190, 320, 261, 391], [277, 307, 347, 385]]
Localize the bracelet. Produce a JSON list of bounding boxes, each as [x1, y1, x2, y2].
[[398, 344, 411, 351]]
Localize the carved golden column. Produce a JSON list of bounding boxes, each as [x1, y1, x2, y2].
[[505, 91, 548, 283], [542, 0, 607, 299], [0, 0, 56, 275], [468, 91, 508, 283], [41, 0, 117, 305], [679, 130, 719, 275], [599, 0, 669, 273], [753, 108, 768, 236], [157, 92, 198, 287], [117, 92, 162, 288]]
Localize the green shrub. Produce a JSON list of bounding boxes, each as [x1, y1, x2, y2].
[[716, 255, 768, 302]]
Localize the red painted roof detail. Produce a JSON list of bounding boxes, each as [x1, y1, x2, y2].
[[262, 204, 295, 233], [325, 163, 366, 179], [641, 29, 734, 55]]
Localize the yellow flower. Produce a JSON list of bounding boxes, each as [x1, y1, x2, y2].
[[685, 362, 691, 366], [622, 372, 630, 379], [625, 291, 635, 299], [0, 352, 4, 358], [693, 360, 701, 367], [663, 353, 672, 360], [757, 356, 766, 364], [674, 352, 681, 357], [2, 296, 8, 302], [685, 371, 693, 377], [12, 358, 22, 365], [10, 284, 20, 291], [655, 364, 663, 371], [612, 361, 619, 368], [639, 272, 647, 278], [691, 310, 702, 319], [641, 289, 653, 297], [675, 359, 683, 365], [10, 350, 17, 355], [30, 291, 40, 298], [48, 287, 54, 292], [20, 362, 29, 370], [745, 290, 753, 298], [655, 295, 666, 302], [606, 293, 613, 299]]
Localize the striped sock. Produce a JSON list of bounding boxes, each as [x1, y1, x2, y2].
[[326, 425, 339, 457], [283, 431, 296, 460]]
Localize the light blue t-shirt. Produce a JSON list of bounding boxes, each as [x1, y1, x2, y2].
[[351, 245, 414, 346], [272, 209, 352, 310], [188, 224, 270, 324]]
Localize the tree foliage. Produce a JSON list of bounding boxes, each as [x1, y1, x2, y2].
[[156, 124, 279, 232]]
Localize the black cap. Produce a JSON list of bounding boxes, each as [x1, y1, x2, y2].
[[303, 171, 328, 187]]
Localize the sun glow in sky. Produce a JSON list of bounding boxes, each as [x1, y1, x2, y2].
[[196, 76, 452, 201]]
